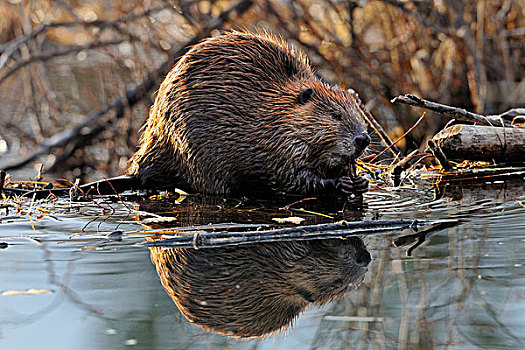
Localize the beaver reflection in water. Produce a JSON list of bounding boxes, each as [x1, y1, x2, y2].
[[128, 31, 371, 197], [149, 237, 371, 337]]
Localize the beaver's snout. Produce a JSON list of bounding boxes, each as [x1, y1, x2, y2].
[[353, 133, 371, 157], [355, 248, 372, 267], [340, 236, 371, 267]]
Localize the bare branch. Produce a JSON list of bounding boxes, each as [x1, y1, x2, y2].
[[0, 38, 127, 85], [0, 5, 167, 57], [391, 94, 516, 127], [379, 0, 452, 36], [2, 0, 254, 172]]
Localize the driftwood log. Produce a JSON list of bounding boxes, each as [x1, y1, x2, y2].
[[431, 124, 525, 162], [392, 94, 525, 166]]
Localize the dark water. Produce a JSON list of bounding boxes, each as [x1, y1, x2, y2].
[[1, 179, 524, 349]]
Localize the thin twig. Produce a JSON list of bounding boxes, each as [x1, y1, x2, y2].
[[0, 39, 124, 85], [379, 0, 451, 37], [370, 112, 427, 163], [349, 89, 402, 159], [0, 6, 167, 67], [427, 139, 453, 171], [0, 170, 6, 196]]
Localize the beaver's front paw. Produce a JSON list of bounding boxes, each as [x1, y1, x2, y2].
[[335, 175, 369, 195]]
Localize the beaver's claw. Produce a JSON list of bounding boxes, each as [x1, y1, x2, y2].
[[335, 175, 369, 195]]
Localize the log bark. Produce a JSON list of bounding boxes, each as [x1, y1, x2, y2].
[[431, 124, 525, 162]]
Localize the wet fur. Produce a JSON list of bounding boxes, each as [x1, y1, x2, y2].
[[149, 237, 371, 337], [128, 31, 368, 195]]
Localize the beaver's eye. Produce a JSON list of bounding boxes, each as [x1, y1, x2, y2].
[[298, 88, 314, 104], [331, 112, 342, 121]]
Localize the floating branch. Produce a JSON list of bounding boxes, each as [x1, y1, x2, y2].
[[133, 222, 272, 234], [421, 166, 525, 182], [141, 219, 449, 249]]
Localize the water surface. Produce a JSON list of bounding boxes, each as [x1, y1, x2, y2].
[[1, 179, 524, 349]]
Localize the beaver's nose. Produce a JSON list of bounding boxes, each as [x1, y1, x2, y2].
[[355, 249, 371, 267], [353, 133, 371, 155]]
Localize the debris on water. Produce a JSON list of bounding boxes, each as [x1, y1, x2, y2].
[[272, 216, 305, 224], [141, 216, 179, 227], [1, 288, 53, 296], [124, 339, 138, 346]]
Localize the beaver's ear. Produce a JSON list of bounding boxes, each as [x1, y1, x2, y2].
[[298, 88, 314, 104]]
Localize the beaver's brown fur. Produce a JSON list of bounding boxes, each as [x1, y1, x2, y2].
[[149, 237, 371, 337], [128, 31, 370, 196]]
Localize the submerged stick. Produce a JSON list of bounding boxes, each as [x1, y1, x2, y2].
[[142, 219, 446, 249]]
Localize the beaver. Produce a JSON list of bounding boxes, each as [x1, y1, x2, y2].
[[127, 31, 371, 196], [149, 237, 371, 337]]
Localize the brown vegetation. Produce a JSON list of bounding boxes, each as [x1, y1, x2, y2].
[[0, 1, 523, 182]]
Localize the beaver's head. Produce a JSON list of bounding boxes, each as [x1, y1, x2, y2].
[[286, 82, 371, 180]]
